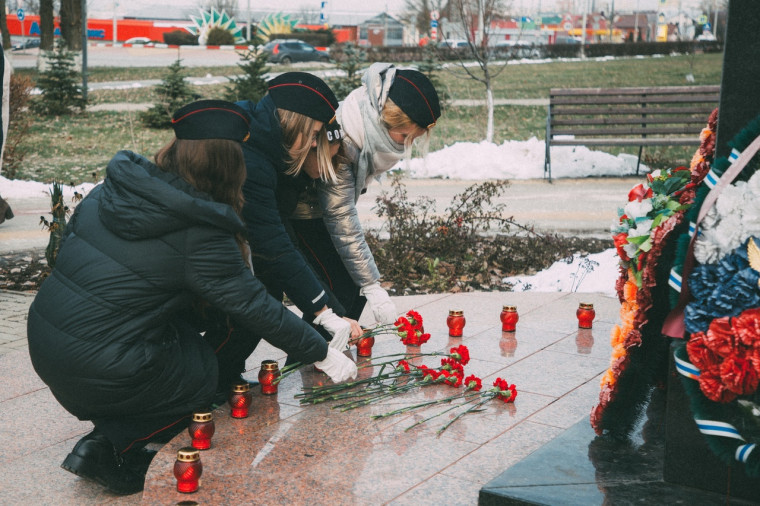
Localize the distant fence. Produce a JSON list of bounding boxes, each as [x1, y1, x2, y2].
[[328, 40, 723, 64]]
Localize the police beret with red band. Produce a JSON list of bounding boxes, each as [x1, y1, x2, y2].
[[388, 69, 441, 129], [172, 99, 251, 142], [267, 72, 339, 125]]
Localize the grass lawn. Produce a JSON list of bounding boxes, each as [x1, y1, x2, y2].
[[10, 52, 722, 184]]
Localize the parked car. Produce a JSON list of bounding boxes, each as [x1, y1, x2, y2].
[[261, 39, 330, 64], [437, 39, 470, 50], [124, 37, 152, 45], [12, 39, 41, 51], [492, 40, 545, 59]]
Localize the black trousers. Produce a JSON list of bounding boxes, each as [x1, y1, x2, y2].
[[289, 218, 367, 321], [94, 309, 260, 454]]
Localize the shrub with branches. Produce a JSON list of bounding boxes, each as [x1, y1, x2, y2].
[[366, 175, 612, 293], [327, 42, 367, 100], [3, 73, 34, 178], [206, 26, 235, 46]]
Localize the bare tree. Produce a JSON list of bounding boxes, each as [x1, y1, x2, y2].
[[401, 0, 450, 40], [40, 0, 55, 50], [446, 0, 511, 143], [198, 0, 237, 17], [59, 0, 82, 50]]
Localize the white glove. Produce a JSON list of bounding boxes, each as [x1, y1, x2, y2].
[[314, 347, 358, 383], [313, 308, 351, 351], [360, 282, 397, 324]]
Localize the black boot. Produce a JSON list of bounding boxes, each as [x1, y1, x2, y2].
[[61, 430, 145, 495]]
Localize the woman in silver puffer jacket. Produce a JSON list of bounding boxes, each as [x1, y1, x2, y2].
[[289, 63, 441, 325]]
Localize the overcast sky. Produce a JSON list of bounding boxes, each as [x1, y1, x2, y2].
[[91, 0, 707, 18]]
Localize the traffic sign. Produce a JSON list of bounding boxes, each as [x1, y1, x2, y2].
[[16, 8, 24, 21], [431, 19, 438, 28], [698, 14, 708, 25], [430, 10, 439, 21]]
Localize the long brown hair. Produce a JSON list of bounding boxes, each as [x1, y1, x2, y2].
[[155, 138, 249, 261]]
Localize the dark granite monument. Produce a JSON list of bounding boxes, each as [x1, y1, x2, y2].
[[480, 1, 760, 503]]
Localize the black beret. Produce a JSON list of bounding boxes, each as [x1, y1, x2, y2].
[[172, 99, 250, 142], [267, 72, 339, 125], [388, 69, 441, 129]]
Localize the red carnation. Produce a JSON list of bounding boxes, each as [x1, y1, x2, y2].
[[704, 317, 736, 358], [719, 354, 759, 395], [732, 307, 760, 350], [406, 310, 424, 330], [450, 345, 470, 365], [698, 370, 738, 403], [686, 332, 722, 372], [441, 358, 464, 376], [396, 360, 411, 373], [464, 375, 482, 391]]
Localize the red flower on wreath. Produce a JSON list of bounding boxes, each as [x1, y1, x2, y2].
[[704, 317, 736, 358], [628, 183, 653, 202], [719, 354, 759, 395], [698, 371, 738, 403], [613, 233, 630, 262], [732, 308, 760, 349]]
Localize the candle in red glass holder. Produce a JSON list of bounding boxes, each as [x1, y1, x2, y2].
[[174, 447, 202, 493], [228, 383, 252, 418], [577, 303, 596, 329], [188, 412, 215, 450], [447, 310, 466, 337], [356, 335, 375, 356], [258, 360, 281, 395], [500, 305, 519, 332]]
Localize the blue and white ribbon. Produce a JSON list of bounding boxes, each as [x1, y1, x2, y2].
[[674, 352, 699, 379], [669, 269, 682, 293], [703, 169, 720, 189], [695, 419, 745, 441], [736, 443, 756, 464], [728, 148, 741, 164]]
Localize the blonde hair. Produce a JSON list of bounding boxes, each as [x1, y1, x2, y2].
[[278, 108, 336, 183], [381, 98, 431, 157]]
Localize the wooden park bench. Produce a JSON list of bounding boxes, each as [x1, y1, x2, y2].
[[543, 85, 720, 179]]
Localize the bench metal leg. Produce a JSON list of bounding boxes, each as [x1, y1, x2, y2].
[[544, 105, 552, 181], [636, 146, 644, 175]]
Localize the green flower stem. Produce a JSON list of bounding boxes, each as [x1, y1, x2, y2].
[[372, 391, 468, 420], [356, 351, 445, 369], [272, 361, 304, 384], [403, 397, 479, 431], [436, 394, 495, 436]]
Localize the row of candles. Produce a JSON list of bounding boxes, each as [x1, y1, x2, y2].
[[174, 302, 596, 493], [447, 302, 596, 336], [174, 361, 282, 492]]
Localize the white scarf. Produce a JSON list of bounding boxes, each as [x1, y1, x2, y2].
[[337, 63, 405, 201]]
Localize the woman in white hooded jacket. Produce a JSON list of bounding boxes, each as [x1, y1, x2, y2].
[[288, 63, 441, 326]]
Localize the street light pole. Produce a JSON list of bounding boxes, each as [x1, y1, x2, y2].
[[247, 0, 252, 42], [113, 0, 118, 44]]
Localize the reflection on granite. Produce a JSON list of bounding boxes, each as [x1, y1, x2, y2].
[[479, 388, 760, 505], [140, 293, 620, 504]]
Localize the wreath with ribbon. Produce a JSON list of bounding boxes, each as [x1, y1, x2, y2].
[[591, 111, 718, 437], [667, 114, 760, 478]]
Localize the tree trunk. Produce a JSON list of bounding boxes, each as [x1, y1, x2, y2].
[[60, 0, 83, 50], [0, 0, 9, 49], [40, 0, 55, 50], [485, 82, 494, 143]]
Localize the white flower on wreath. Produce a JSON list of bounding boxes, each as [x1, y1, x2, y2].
[[624, 200, 653, 220]]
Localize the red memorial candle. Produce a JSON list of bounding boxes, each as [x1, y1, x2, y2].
[[258, 360, 281, 395], [188, 412, 215, 450], [500, 305, 519, 332], [447, 310, 466, 337], [174, 447, 202, 493], [228, 383, 252, 418], [577, 303, 596, 329]]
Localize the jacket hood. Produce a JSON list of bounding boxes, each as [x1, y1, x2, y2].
[[238, 96, 289, 172], [99, 150, 246, 240]]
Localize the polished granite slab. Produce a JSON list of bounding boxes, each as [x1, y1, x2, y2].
[[141, 292, 618, 504], [479, 386, 760, 505]]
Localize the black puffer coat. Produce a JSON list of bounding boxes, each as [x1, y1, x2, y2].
[[237, 96, 331, 315], [27, 151, 327, 422]]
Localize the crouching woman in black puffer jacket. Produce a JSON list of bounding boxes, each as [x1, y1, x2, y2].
[[26, 100, 356, 496]]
